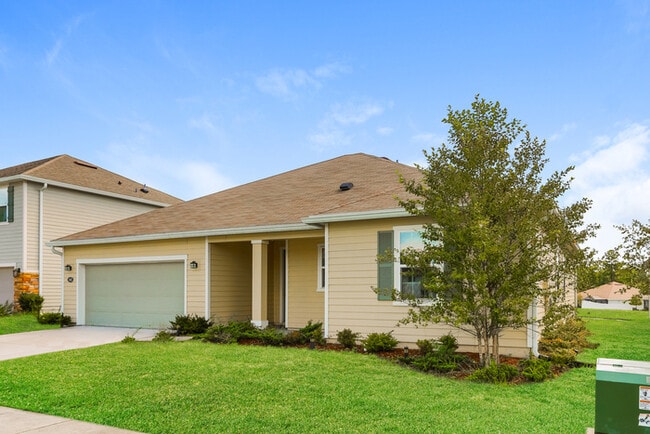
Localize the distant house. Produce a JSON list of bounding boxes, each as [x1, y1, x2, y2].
[[0, 155, 181, 311], [51, 153, 567, 357], [580, 281, 648, 311]]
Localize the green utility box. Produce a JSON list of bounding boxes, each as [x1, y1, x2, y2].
[[596, 358, 650, 433]]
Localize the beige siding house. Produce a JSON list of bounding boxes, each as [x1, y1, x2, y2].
[[0, 155, 181, 310], [52, 153, 551, 357]]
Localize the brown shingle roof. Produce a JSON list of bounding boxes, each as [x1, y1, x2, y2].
[[580, 281, 642, 301], [0, 155, 181, 205], [55, 153, 422, 243]]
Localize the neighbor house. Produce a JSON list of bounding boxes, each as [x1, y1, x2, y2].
[[51, 153, 555, 357], [0, 155, 182, 311], [580, 281, 648, 311]]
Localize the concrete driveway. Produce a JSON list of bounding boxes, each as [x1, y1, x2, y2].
[[0, 326, 158, 361]]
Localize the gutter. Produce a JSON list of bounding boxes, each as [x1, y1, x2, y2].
[[0, 174, 175, 208], [51, 246, 64, 311], [38, 183, 48, 296], [48, 222, 323, 247], [302, 208, 411, 224]]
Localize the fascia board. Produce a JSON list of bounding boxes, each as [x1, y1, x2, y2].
[[302, 208, 411, 224], [48, 223, 321, 247], [2, 174, 174, 207]]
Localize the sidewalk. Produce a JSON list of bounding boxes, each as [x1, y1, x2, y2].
[[0, 406, 143, 433]]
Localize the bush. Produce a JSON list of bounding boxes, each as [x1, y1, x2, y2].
[[202, 321, 259, 344], [37, 312, 72, 326], [520, 357, 552, 382], [121, 335, 136, 343], [468, 362, 519, 384], [298, 320, 325, 345], [539, 313, 597, 366], [337, 328, 360, 349], [257, 327, 285, 346], [362, 331, 398, 353], [411, 335, 468, 373], [170, 314, 213, 335], [152, 330, 175, 342], [18, 292, 43, 313], [0, 301, 13, 316]]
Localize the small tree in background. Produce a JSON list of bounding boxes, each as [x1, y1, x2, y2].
[[397, 96, 596, 366], [617, 219, 650, 296]]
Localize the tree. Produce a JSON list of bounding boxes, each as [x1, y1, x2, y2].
[[398, 96, 596, 365], [617, 219, 650, 295]]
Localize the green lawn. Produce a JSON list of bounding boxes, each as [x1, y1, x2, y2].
[[0, 309, 647, 433], [0, 313, 59, 335]]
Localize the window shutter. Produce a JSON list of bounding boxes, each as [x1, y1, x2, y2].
[[7, 185, 14, 223], [377, 231, 394, 301]]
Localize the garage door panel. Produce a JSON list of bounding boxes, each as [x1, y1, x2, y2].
[[85, 262, 184, 328]]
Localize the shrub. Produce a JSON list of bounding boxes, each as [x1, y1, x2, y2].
[[298, 320, 325, 345], [202, 321, 258, 344], [0, 301, 13, 316], [520, 357, 552, 382], [152, 330, 175, 342], [337, 328, 360, 349], [362, 331, 398, 353], [257, 327, 285, 346], [170, 314, 213, 335], [37, 312, 72, 326], [468, 362, 519, 384], [412, 335, 468, 373], [539, 313, 597, 366], [18, 292, 43, 313]]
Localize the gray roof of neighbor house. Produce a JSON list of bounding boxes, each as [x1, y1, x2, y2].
[[0, 154, 182, 206], [52, 153, 423, 245]]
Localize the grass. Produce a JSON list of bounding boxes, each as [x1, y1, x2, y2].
[[0, 308, 647, 433], [0, 313, 60, 335]]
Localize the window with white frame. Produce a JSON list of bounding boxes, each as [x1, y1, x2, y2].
[[0, 187, 9, 223], [394, 226, 427, 299], [317, 244, 326, 291]]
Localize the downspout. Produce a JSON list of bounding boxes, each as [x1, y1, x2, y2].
[[51, 246, 64, 312], [323, 223, 329, 339], [38, 183, 48, 297]]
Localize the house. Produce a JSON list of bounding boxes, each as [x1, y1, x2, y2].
[[51, 153, 550, 357], [580, 281, 648, 311], [0, 155, 182, 311]]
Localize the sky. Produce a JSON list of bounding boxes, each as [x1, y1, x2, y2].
[[1, 1, 649, 256]]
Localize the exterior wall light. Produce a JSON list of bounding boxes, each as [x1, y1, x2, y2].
[[65, 264, 72, 271], [13, 267, 20, 278], [189, 261, 198, 269]]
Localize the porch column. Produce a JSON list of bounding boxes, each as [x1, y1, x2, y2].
[[251, 240, 269, 328]]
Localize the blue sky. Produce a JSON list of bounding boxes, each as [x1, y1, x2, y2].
[[1, 1, 649, 254]]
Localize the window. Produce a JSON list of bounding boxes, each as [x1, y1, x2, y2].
[[395, 226, 426, 299], [376, 226, 431, 301], [0, 186, 13, 223], [317, 244, 326, 291]]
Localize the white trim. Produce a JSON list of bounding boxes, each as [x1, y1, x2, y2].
[[38, 183, 47, 295], [21, 182, 27, 271], [316, 243, 326, 292], [0, 262, 17, 268], [283, 241, 288, 326], [302, 208, 410, 224], [204, 237, 210, 319], [323, 223, 329, 339], [49, 223, 320, 247], [0, 174, 174, 208], [76, 255, 187, 326]]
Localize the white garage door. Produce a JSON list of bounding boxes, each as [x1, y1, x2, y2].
[[85, 262, 184, 328]]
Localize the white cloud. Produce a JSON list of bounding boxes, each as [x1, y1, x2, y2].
[[548, 122, 577, 142], [44, 14, 86, 66], [565, 123, 650, 254], [102, 141, 233, 200], [308, 99, 386, 150], [377, 127, 394, 136], [255, 62, 350, 100]]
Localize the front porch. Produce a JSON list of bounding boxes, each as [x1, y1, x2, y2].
[[208, 235, 325, 330]]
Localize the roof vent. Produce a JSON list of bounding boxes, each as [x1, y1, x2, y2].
[[339, 182, 353, 191]]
